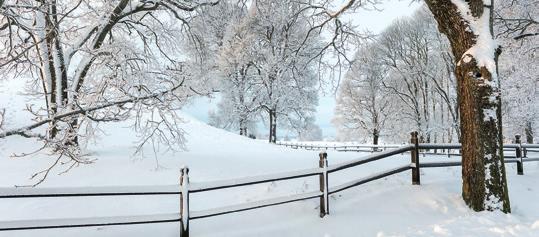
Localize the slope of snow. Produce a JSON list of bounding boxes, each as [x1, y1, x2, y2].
[[1, 79, 539, 236]]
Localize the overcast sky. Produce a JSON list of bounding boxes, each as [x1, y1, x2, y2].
[[182, 0, 422, 138]]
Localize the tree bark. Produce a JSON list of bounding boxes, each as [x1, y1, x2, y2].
[[424, 0, 510, 213]]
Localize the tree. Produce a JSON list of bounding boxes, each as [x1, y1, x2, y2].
[[213, 3, 261, 136], [495, 0, 539, 144], [424, 0, 510, 212], [296, 118, 323, 141], [195, 0, 321, 143], [375, 8, 460, 144], [249, 0, 321, 143], [0, 0, 218, 182], [334, 45, 393, 145], [335, 7, 460, 145]]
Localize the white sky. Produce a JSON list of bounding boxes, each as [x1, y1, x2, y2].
[[182, 0, 422, 138]]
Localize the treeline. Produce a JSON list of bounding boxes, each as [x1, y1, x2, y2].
[[334, 4, 538, 144], [335, 8, 458, 144]]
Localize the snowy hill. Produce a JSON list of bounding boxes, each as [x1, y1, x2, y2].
[[0, 113, 539, 237]]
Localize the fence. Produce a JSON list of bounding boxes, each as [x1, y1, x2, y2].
[[275, 141, 402, 152], [277, 134, 539, 158], [1, 132, 539, 236]]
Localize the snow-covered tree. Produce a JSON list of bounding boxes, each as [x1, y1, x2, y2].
[[334, 45, 394, 145], [0, 0, 218, 175], [495, 0, 539, 143], [376, 8, 459, 143], [247, 0, 321, 143], [336, 7, 459, 144], [193, 0, 322, 142]]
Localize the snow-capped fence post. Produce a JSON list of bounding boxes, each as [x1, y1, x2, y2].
[[515, 135, 523, 175], [319, 151, 329, 217], [180, 167, 190, 237], [410, 131, 420, 185]]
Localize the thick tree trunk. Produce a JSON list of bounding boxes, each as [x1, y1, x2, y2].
[[425, 0, 510, 213]]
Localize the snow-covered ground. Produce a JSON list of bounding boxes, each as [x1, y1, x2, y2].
[[0, 112, 538, 237]]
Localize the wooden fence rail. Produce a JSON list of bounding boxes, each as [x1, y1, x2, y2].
[[1, 132, 538, 236]]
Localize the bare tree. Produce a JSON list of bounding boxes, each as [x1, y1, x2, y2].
[[334, 45, 393, 145]]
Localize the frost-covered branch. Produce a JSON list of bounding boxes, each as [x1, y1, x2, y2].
[[0, 82, 184, 139]]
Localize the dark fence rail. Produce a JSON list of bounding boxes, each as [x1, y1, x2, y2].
[[1, 133, 538, 236]]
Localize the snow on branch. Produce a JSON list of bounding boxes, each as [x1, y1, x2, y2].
[[451, 0, 498, 78]]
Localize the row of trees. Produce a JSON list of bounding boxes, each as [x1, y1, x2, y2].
[[334, 7, 459, 145]]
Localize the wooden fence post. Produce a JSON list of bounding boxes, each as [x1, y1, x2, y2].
[[410, 131, 420, 185], [180, 167, 190, 237], [515, 135, 523, 175], [319, 151, 329, 217]]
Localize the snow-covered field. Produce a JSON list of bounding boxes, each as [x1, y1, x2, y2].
[[1, 113, 539, 237]]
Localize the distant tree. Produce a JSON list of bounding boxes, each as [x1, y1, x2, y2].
[[215, 5, 261, 136], [195, 0, 321, 143], [299, 123, 323, 141], [376, 8, 460, 144], [334, 45, 393, 145], [335, 7, 460, 145], [249, 0, 321, 143]]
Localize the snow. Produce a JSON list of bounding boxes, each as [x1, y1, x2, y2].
[[1, 81, 539, 236], [0, 112, 538, 236], [452, 0, 498, 79]]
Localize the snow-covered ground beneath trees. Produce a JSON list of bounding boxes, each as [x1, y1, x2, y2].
[[1, 111, 539, 237]]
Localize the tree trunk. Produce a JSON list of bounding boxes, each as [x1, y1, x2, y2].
[[372, 128, 379, 145], [424, 0, 510, 213], [525, 121, 534, 144], [239, 118, 246, 136], [268, 109, 277, 143], [372, 128, 379, 152]]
